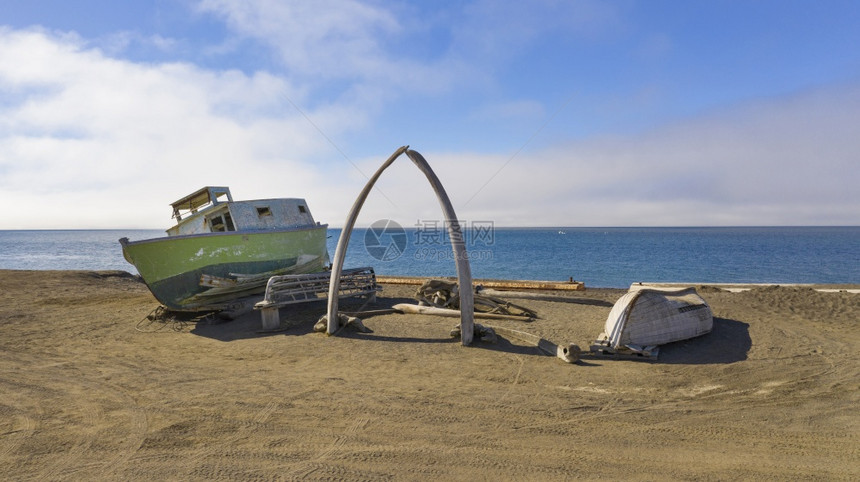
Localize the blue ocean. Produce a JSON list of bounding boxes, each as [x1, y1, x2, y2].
[[0, 227, 857, 288]]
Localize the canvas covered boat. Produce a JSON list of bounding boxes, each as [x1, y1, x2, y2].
[[120, 186, 329, 311], [593, 287, 713, 357]]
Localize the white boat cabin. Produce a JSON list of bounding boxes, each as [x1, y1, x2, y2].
[[166, 186, 318, 236]]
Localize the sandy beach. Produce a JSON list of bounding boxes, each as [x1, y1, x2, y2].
[[1, 269, 858, 480]]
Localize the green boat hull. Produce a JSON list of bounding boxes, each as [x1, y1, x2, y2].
[[120, 226, 328, 311]]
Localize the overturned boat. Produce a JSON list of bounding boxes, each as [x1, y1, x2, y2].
[[120, 186, 329, 311], [592, 287, 713, 358]]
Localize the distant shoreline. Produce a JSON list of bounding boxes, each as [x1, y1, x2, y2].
[[2, 225, 859, 231]]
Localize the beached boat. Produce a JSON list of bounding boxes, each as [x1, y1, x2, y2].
[[591, 287, 713, 357], [120, 186, 329, 311]]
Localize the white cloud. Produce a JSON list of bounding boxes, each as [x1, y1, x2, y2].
[[336, 84, 860, 227], [0, 28, 350, 228], [1, 8, 857, 231], [191, 0, 620, 102], [195, 0, 400, 79], [93, 31, 179, 57]]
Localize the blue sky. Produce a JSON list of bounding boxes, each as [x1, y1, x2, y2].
[[1, 0, 858, 228]]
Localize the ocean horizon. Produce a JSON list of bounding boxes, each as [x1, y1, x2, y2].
[[0, 226, 857, 288]]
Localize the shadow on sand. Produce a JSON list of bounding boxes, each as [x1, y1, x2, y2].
[[189, 296, 414, 342], [190, 300, 751, 366], [656, 317, 751, 365]]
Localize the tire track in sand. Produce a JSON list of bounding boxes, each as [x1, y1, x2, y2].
[[282, 416, 371, 479], [0, 351, 150, 480]]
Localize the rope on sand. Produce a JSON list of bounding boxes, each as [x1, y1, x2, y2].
[[135, 305, 214, 332]]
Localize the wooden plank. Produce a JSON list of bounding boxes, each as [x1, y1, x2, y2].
[[392, 303, 533, 321], [476, 279, 584, 291], [477, 288, 593, 303], [377, 275, 585, 291], [199, 274, 238, 288]]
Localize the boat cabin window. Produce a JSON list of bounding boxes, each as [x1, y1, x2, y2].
[[256, 207, 272, 217], [208, 212, 235, 232], [298, 205, 307, 214]]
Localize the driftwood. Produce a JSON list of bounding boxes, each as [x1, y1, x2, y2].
[[415, 279, 537, 318], [340, 308, 400, 317], [476, 288, 614, 308], [392, 303, 534, 322], [476, 288, 591, 303]]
